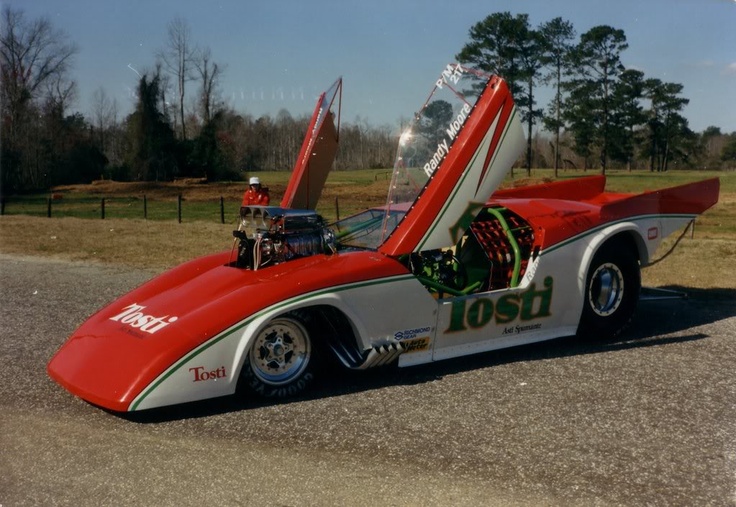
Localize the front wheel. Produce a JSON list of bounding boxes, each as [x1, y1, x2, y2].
[[240, 315, 318, 399], [578, 242, 640, 339]]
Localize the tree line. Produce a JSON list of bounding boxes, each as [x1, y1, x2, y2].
[[456, 12, 736, 175], [2, 7, 735, 194], [0, 8, 396, 193]]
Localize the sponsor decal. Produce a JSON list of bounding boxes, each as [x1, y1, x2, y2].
[[402, 337, 430, 353], [435, 63, 465, 89], [394, 328, 432, 354], [445, 103, 472, 142], [189, 366, 226, 382], [524, 257, 540, 283], [423, 139, 450, 177], [502, 323, 543, 335], [394, 327, 432, 341], [109, 303, 178, 334], [423, 102, 473, 178], [421, 65, 471, 178], [445, 276, 553, 333]]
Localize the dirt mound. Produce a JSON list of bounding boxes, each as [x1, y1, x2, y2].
[[504, 177, 554, 188], [53, 180, 264, 201], [51, 177, 385, 206]]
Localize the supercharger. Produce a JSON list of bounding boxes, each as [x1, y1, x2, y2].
[[234, 206, 337, 270]]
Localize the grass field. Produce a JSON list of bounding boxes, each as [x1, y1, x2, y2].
[[1, 168, 734, 289]]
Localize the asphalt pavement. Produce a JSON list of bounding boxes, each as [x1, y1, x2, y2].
[[1, 254, 735, 506]]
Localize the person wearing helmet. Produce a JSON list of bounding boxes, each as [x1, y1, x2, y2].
[[242, 176, 270, 206]]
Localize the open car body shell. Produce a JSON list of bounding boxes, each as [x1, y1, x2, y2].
[[47, 65, 720, 412]]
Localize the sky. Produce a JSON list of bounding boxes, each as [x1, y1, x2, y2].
[[8, 0, 736, 134]]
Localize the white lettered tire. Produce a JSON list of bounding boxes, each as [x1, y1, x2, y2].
[[240, 315, 318, 399]]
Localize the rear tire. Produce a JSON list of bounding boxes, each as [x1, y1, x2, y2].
[[240, 315, 318, 399], [578, 241, 640, 339]]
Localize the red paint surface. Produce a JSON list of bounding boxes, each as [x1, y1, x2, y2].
[[47, 251, 407, 411]]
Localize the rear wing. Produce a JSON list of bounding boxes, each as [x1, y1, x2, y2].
[[492, 175, 720, 219], [600, 178, 720, 220], [492, 175, 607, 201]]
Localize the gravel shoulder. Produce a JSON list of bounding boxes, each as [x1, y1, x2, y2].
[[1, 254, 735, 506]]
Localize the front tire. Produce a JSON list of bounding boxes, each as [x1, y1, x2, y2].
[[240, 315, 318, 399], [579, 241, 640, 339]]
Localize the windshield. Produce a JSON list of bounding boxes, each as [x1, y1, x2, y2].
[[332, 203, 410, 249], [333, 63, 490, 251], [380, 64, 488, 243]]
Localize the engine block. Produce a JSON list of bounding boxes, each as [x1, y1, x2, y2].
[[234, 206, 335, 269]]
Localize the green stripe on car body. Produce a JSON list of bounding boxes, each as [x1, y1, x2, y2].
[[540, 213, 697, 257], [130, 273, 416, 410]]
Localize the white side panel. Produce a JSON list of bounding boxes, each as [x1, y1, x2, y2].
[[428, 215, 685, 362], [647, 215, 696, 264], [432, 254, 581, 361], [323, 276, 439, 364], [131, 325, 246, 410], [132, 275, 438, 409]]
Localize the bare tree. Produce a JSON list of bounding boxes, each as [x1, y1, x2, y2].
[[0, 5, 78, 191], [1, 6, 77, 110], [157, 17, 196, 139], [194, 46, 224, 124], [91, 86, 119, 157], [153, 61, 172, 125], [44, 73, 78, 113]]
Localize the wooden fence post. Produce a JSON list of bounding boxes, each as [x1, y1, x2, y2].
[[101, 198, 105, 219], [178, 194, 182, 223], [47, 198, 52, 218], [220, 196, 225, 224], [144, 194, 148, 220]]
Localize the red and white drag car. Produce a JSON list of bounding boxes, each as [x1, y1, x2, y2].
[[48, 65, 719, 412]]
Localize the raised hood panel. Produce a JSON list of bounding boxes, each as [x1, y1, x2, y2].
[[379, 67, 525, 256], [280, 77, 342, 210]]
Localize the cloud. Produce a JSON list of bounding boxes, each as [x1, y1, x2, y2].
[[723, 63, 736, 75], [694, 60, 716, 69]]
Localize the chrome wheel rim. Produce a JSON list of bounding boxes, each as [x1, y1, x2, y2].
[[249, 318, 311, 386], [588, 262, 625, 317]]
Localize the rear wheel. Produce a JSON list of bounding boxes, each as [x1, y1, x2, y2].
[[240, 315, 318, 398], [579, 241, 640, 339]]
